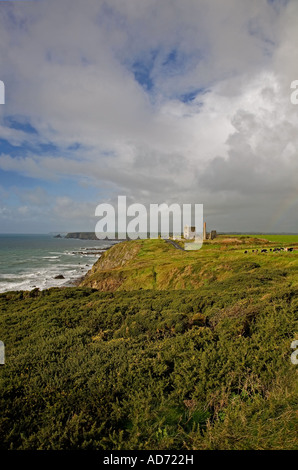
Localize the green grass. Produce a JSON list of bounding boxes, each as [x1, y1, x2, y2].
[[249, 234, 298, 244], [80, 237, 298, 291], [228, 234, 298, 244], [0, 237, 297, 450]]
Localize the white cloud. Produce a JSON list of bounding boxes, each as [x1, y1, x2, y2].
[[0, 0, 297, 232]]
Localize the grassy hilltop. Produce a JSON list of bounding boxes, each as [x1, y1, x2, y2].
[[80, 234, 298, 291], [0, 236, 297, 450]]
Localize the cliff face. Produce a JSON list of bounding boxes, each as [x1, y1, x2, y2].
[[91, 241, 140, 270], [79, 240, 141, 290], [65, 232, 98, 240]]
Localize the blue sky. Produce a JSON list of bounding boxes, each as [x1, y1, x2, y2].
[[0, 0, 298, 233]]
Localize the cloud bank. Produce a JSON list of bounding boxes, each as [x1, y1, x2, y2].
[[0, 0, 297, 232]]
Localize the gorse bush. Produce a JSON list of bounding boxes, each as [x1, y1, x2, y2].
[[0, 286, 297, 449], [0, 238, 297, 450]]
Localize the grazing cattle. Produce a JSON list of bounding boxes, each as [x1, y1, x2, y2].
[[261, 249, 267, 253], [244, 250, 248, 254], [288, 247, 294, 252]]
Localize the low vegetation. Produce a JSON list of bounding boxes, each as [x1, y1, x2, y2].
[[80, 236, 298, 291], [0, 237, 297, 449]]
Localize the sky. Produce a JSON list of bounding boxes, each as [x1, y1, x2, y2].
[[0, 0, 298, 233]]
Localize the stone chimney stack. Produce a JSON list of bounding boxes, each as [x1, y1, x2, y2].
[[203, 222, 207, 241]]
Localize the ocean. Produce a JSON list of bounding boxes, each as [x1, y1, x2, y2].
[[0, 234, 117, 293]]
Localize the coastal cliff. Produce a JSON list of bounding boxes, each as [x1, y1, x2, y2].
[[65, 232, 98, 240], [79, 236, 294, 292], [79, 240, 141, 290]]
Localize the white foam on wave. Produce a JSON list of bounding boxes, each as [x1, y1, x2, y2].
[[0, 240, 114, 293], [0, 280, 33, 292], [0, 272, 36, 280], [0, 261, 93, 293]]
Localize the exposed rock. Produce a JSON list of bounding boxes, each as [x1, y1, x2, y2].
[[54, 274, 65, 279], [80, 241, 140, 290]]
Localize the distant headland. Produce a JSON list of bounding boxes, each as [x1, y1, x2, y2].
[[64, 232, 98, 240], [56, 232, 127, 240]]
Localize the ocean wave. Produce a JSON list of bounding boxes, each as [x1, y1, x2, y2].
[[0, 236, 110, 293], [0, 263, 92, 293]]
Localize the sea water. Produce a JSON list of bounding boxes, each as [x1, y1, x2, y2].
[[0, 234, 117, 293]]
